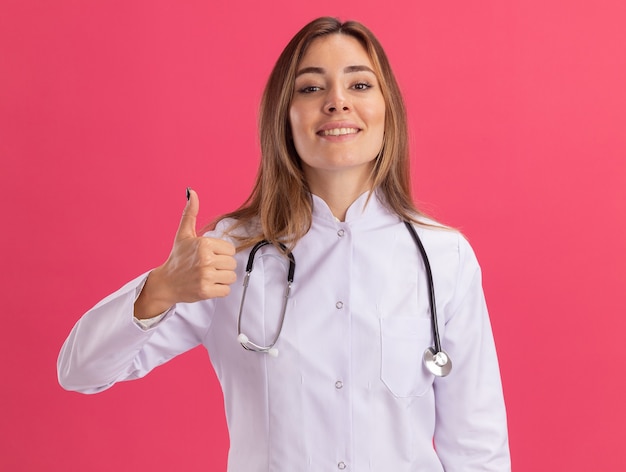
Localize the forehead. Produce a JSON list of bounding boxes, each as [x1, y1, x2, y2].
[[298, 33, 373, 69]]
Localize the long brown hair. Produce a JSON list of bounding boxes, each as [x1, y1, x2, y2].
[[214, 17, 427, 250]]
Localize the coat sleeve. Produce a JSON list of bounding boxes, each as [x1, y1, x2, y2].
[[57, 272, 214, 394], [433, 235, 511, 471]]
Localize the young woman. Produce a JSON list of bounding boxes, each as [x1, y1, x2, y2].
[[58, 17, 510, 471]]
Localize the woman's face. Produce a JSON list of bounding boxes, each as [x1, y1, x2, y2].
[[289, 34, 386, 190]]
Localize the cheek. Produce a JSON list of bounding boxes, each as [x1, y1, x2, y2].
[[288, 107, 304, 142], [366, 100, 386, 141], [361, 96, 386, 128], [289, 106, 315, 158], [374, 99, 386, 129]]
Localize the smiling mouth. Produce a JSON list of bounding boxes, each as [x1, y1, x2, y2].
[[319, 127, 360, 136]]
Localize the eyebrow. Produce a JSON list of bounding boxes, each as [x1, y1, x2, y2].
[[295, 65, 376, 77]]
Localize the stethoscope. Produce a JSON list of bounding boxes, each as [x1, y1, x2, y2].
[[236, 222, 452, 377]]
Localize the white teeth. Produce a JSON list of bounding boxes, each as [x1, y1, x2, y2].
[[321, 127, 358, 136]]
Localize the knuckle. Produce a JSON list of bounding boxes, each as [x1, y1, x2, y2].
[[198, 281, 214, 299], [218, 285, 231, 297]]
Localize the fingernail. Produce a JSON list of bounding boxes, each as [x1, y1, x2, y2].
[[186, 187, 191, 201]]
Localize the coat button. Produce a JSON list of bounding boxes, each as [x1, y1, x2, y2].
[[335, 380, 343, 389], [335, 301, 344, 309], [337, 229, 345, 237], [338, 462, 347, 469]]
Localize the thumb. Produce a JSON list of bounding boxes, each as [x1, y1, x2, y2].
[[175, 187, 199, 241]]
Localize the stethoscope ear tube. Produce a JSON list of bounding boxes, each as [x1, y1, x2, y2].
[[404, 222, 452, 377]]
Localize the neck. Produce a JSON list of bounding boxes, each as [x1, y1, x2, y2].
[[304, 167, 373, 221]]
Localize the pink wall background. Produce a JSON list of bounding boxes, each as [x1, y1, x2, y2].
[[2, 0, 625, 470]]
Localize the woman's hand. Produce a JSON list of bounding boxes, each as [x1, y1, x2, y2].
[[134, 188, 237, 319]]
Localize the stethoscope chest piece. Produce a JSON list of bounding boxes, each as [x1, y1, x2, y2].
[[423, 347, 452, 377]]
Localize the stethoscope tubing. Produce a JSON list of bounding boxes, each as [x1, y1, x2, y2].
[[404, 222, 442, 354], [237, 241, 294, 356], [237, 223, 451, 376]]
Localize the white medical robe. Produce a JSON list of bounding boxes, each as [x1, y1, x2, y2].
[[58, 191, 510, 471]]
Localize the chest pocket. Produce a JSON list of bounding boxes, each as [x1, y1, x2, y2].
[[380, 316, 435, 397]]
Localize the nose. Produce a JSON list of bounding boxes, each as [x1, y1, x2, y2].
[[325, 87, 350, 113], [327, 102, 349, 113]]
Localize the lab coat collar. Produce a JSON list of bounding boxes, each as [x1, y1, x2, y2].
[[310, 189, 394, 227]]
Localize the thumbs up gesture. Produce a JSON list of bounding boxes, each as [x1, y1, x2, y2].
[[134, 188, 237, 319]]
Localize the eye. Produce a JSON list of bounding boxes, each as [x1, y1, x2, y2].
[[297, 85, 322, 94], [352, 82, 373, 91]]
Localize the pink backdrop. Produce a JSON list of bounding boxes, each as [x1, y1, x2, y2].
[[2, 0, 625, 470]]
